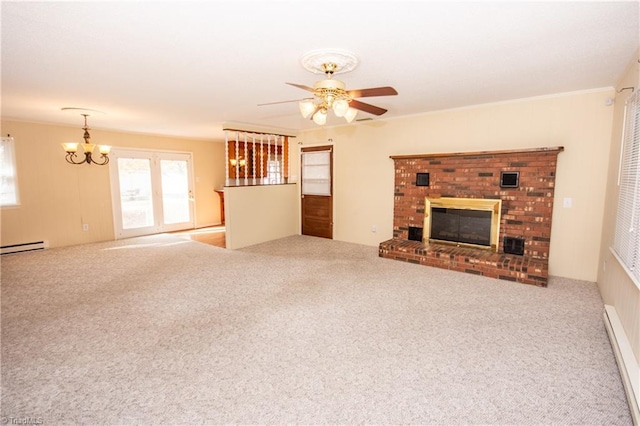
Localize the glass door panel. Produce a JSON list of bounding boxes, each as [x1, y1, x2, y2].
[[118, 157, 155, 230], [302, 150, 331, 196], [160, 159, 191, 226]]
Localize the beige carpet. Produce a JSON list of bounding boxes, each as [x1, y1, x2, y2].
[[0, 234, 632, 424]]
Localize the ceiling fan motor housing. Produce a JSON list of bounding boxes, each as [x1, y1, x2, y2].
[[313, 79, 349, 106], [313, 78, 345, 91]]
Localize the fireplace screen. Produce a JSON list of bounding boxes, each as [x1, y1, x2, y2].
[[431, 207, 492, 247], [424, 197, 502, 251]]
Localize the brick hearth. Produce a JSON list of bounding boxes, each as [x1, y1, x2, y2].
[[379, 147, 564, 286]]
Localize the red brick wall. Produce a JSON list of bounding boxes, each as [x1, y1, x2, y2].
[[392, 147, 563, 260]]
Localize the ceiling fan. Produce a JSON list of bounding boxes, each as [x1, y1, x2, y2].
[[259, 52, 398, 125]]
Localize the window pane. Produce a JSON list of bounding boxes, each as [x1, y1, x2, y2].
[[614, 90, 640, 284], [267, 159, 281, 184], [160, 159, 190, 225], [302, 151, 331, 196], [118, 158, 154, 229], [0, 136, 19, 206]]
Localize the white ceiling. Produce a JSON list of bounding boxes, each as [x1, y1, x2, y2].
[[2, 1, 638, 141]]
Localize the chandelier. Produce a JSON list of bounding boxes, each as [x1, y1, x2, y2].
[[61, 114, 111, 165], [229, 158, 247, 168], [297, 63, 359, 125]]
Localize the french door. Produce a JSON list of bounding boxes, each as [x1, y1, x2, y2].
[[110, 149, 194, 239]]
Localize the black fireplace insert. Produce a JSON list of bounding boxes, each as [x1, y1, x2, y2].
[[430, 207, 492, 247]]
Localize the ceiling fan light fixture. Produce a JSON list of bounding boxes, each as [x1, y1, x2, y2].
[[333, 99, 349, 117], [267, 50, 397, 126], [344, 107, 358, 123], [299, 100, 315, 118], [312, 108, 327, 125]]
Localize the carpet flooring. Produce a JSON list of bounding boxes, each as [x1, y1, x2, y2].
[[0, 234, 632, 424]]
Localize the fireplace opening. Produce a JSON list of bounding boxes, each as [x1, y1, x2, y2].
[[431, 208, 492, 246], [424, 197, 502, 251]]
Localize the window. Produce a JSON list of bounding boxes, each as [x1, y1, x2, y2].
[[0, 136, 19, 206], [301, 149, 331, 196], [613, 89, 640, 285], [266, 159, 281, 184]]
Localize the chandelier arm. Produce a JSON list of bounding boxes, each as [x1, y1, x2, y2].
[[90, 154, 110, 166], [65, 152, 87, 165]]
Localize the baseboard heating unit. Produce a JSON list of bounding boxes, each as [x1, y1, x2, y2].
[[0, 240, 48, 255], [604, 305, 639, 425]]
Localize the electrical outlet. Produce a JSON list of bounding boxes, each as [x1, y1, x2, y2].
[[371, 225, 377, 233], [82, 224, 89, 231], [563, 197, 573, 208]]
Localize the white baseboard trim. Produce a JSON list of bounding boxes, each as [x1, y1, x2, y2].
[[1, 240, 49, 255], [604, 305, 639, 425]]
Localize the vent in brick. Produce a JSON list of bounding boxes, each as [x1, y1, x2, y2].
[[408, 226, 423, 242], [416, 173, 429, 187], [504, 237, 525, 255], [500, 171, 520, 188]]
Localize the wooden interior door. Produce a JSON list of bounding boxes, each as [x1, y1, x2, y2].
[[301, 146, 333, 239]]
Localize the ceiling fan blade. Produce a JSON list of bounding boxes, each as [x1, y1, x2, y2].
[[349, 99, 388, 116], [286, 82, 315, 93], [257, 97, 312, 106], [347, 86, 398, 98]]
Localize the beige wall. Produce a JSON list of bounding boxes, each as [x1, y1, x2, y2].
[[597, 52, 640, 362], [225, 184, 298, 250], [297, 88, 615, 282], [0, 120, 225, 248]]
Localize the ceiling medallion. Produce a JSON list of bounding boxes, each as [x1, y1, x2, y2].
[[300, 48, 359, 75]]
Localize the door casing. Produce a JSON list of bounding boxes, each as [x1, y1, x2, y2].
[[300, 145, 333, 239], [109, 148, 195, 239]]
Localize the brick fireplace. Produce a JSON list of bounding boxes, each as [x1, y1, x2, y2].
[[379, 147, 564, 286]]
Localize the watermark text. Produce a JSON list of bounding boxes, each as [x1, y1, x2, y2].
[[1, 417, 44, 425]]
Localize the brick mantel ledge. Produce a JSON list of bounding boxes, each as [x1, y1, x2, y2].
[[389, 146, 564, 160]]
